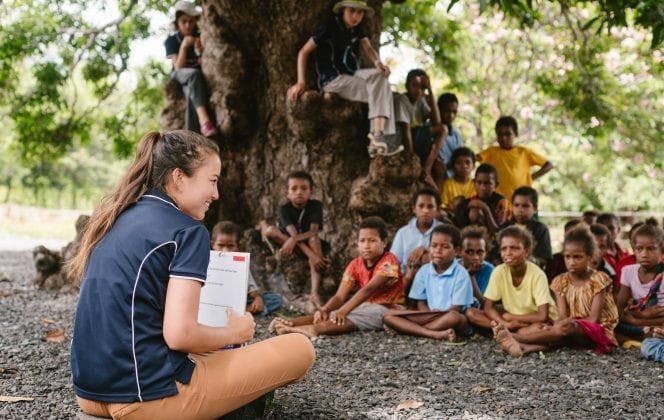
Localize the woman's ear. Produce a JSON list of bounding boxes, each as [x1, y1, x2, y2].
[[170, 167, 186, 189]]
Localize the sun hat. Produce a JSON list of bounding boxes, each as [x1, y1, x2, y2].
[[332, 0, 374, 17], [174, 1, 201, 17]]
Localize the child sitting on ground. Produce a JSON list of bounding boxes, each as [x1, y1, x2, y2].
[[261, 171, 329, 309], [459, 227, 494, 308], [164, 1, 217, 137], [270, 217, 404, 337], [545, 219, 584, 283], [596, 213, 629, 274], [394, 69, 445, 189], [615, 223, 664, 341], [383, 225, 473, 341], [441, 147, 477, 209], [589, 223, 617, 283], [498, 186, 552, 269], [493, 226, 618, 357], [287, 0, 401, 156], [454, 163, 510, 235], [478, 116, 553, 202], [616, 219, 661, 285], [437, 93, 464, 180], [466, 226, 557, 332], [390, 187, 442, 295], [582, 209, 599, 226], [641, 325, 664, 362], [211, 221, 283, 315]]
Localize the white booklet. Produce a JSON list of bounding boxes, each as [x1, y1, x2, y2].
[[198, 251, 249, 327]]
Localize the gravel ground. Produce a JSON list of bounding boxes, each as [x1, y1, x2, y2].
[[1, 250, 662, 419]]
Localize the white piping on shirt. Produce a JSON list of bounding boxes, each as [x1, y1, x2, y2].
[[131, 240, 178, 401], [144, 194, 179, 211]]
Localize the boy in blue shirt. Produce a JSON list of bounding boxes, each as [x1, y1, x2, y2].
[[383, 224, 473, 341]]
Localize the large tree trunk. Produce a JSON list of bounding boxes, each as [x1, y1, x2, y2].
[[160, 0, 422, 311]]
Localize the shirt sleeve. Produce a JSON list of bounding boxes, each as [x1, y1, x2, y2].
[[277, 203, 294, 230], [170, 224, 211, 282], [309, 200, 324, 228], [164, 35, 180, 58], [452, 268, 474, 308], [375, 255, 400, 286], [531, 268, 552, 307], [311, 19, 332, 45], [408, 266, 427, 301], [526, 147, 548, 167], [483, 266, 503, 301], [341, 260, 358, 288]]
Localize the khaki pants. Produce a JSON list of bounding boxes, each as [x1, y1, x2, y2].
[[76, 333, 315, 419], [323, 69, 395, 135]]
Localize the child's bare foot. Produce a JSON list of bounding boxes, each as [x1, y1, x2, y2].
[[383, 324, 397, 336], [273, 323, 318, 338], [268, 317, 292, 333], [494, 323, 523, 357], [433, 328, 456, 342]]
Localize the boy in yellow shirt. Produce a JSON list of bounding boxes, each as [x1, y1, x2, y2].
[[478, 116, 553, 201]]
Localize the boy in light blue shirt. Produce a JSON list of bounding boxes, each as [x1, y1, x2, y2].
[[383, 224, 473, 342], [390, 187, 442, 294], [459, 226, 494, 308]]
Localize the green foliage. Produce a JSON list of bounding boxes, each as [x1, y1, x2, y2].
[[385, 0, 663, 211]]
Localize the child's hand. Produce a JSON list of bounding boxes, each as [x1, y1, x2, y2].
[[407, 246, 427, 268], [309, 254, 329, 271], [279, 237, 297, 258], [639, 305, 664, 319], [330, 311, 347, 326], [653, 327, 664, 339], [502, 312, 514, 322], [287, 82, 305, 102], [226, 309, 255, 344], [247, 295, 265, 314], [313, 309, 329, 323]]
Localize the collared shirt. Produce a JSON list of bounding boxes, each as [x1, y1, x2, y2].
[[71, 189, 210, 403], [390, 217, 442, 272], [437, 126, 463, 166], [408, 260, 474, 311]]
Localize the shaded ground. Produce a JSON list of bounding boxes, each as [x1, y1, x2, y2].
[[1, 251, 661, 419]]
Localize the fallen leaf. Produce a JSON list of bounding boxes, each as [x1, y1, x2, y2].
[[44, 329, 65, 343], [0, 290, 10, 298], [0, 367, 19, 374], [446, 361, 462, 366], [0, 396, 34, 402], [471, 386, 494, 394], [41, 318, 55, 324], [396, 400, 425, 411], [539, 351, 546, 360], [443, 341, 467, 346]]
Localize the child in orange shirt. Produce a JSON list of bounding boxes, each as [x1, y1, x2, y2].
[[478, 116, 553, 201]]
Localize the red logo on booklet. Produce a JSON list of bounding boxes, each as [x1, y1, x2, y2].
[[233, 256, 245, 262]]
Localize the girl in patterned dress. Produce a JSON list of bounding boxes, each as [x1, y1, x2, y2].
[[494, 227, 619, 356]]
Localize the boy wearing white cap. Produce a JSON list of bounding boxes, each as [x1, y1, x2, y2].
[[164, 1, 217, 137], [287, 1, 402, 157]]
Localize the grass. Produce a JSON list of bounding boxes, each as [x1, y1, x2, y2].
[[0, 204, 89, 240]]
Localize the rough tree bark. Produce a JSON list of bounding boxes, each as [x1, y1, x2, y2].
[[160, 0, 422, 311]]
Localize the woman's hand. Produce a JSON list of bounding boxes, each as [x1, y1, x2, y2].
[[287, 82, 306, 102], [226, 309, 255, 344]]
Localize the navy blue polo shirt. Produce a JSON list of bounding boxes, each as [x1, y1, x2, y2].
[[312, 16, 367, 89], [71, 189, 210, 403]]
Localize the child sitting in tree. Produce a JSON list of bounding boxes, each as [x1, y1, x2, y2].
[[287, 0, 401, 156], [478, 116, 553, 202], [394, 69, 445, 189], [499, 186, 552, 269], [164, 1, 217, 137], [261, 171, 329, 309], [383, 225, 473, 341], [437, 93, 464, 179], [459, 227, 494, 308], [441, 147, 476, 209], [211, 221, 283, 315], [391, 187, 443, 294], [545, 219, 584, 283], [615, 223, 664, 341], [269, 217, 404, 337], [493, 227, 619, 357], [466, 226, 557, 332]]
